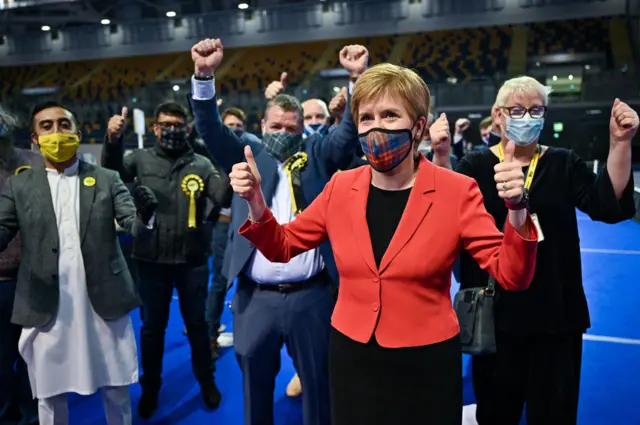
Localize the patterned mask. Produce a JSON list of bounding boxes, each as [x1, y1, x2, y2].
[[160, 127, 188, 151], [262, 132, 303, 163], [358, 128, 414, 173], [303, 123, 329, 139]]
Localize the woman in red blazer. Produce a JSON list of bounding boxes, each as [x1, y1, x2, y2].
[[230, 63, 539, 425]]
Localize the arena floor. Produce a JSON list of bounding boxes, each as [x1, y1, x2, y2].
[[69, 208, 640, 425]]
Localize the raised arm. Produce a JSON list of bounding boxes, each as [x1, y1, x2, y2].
[[315, 45, 368, 172], [459, 177, 538, 291], [0, 177, 19, 252], [188, 38, 245, 174], [101, 107, 138, 183], [233, 146, 332, 262], [572, 99, 637, 223]]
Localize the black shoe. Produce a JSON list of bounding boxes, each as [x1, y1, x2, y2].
[[201, 382, 222, 410], [137, 391, 159, 419]]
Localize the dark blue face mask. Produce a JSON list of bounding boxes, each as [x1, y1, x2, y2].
[[233, 128, 245, 139]]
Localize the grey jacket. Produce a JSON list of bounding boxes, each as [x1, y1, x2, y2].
[[0, 161, 151, 327]]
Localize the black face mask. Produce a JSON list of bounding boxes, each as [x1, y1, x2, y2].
[[160, 127, 188, 152]]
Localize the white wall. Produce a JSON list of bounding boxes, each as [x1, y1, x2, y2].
[[0, 0, 627, 67]]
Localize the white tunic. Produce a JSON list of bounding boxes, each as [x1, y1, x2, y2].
[[19, 162, 139, 399]]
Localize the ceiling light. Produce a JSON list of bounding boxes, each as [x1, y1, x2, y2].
[[172, 85, 180, 92], [552, 75, 557, 81], [238, 3, 249, 9], [584, 64, 591, 70], [41, 25, 50, 31], [101, 19, 110, 25], [166, 11, 176, 17], [568, 74, 573, 80]]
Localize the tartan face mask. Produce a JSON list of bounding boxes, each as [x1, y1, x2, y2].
[[262, 131, 303, 163], [358, 127, 414, 173]]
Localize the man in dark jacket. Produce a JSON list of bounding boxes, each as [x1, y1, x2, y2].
[[101, 102, 229, 419], [0, 108, 40, 425]]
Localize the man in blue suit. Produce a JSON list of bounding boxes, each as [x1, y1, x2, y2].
[[188, 38, 367, 425]]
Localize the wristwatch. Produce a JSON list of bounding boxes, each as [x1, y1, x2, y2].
[[505, 188, 529, 210]]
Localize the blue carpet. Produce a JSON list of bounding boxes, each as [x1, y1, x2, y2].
[[69, 210, 640, 424]]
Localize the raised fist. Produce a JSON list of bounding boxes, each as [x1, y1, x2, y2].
[[455, 118, 471, 135], [265, 72, 287, 101], [107, 107, 127, 143], [339, 45, 368, 77], [329, 87, 348, 118], [191, 38, 224, 78], [429, 113, 451, 157], [610, 98, 639, 143]]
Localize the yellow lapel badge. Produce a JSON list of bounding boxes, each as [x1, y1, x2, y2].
[[181, 174, 205, 228], [83, 176, 96, 187]]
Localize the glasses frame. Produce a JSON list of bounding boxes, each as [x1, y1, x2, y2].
[[501, 105, 548, 119]]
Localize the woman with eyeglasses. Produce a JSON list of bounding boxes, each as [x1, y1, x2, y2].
[[430, 76, 638, 425]]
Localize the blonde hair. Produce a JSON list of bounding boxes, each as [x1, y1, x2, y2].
[[351, 64, 431, 162], [351, 63, 431, 125], [495, 76, 553, 107]]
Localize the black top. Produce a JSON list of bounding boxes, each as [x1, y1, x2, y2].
[[456, 147, 636, 334], [366, 185, 412, 267]]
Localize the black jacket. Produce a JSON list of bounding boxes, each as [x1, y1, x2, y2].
[[102, 139, 229, 266]]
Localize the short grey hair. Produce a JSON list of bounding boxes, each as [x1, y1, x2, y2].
[[302, 99, 329, 117], [495, 76, 553, 107], [265, 94, 303, 122]]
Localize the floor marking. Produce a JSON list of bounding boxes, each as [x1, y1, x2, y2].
[[580, 248, 640, 255], [584, 334, 640, 345]]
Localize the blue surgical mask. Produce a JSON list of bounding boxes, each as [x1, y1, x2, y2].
[[505, 116, 544, 146], [303, 123, 329, 139], [233, 128, 245, 139]]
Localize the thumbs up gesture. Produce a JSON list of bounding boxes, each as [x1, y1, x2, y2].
[[191, 38, 224, 78], [107, 107, 128, 143], [230, 146, 266, 219], [493, 141, 525, 204], [429, 113, 451, 157], [265, 72, 288, 101], [609, 98, 639, 143]]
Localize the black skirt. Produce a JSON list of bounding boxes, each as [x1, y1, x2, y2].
[[329, 328, 462, 425]]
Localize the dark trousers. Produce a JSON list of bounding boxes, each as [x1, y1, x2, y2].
[[0, 281, 37, 425], [473, 332, 583, 425], [206, 219, 230, 338], [233, 272, 334, 425], [137, 261, 214, 394]]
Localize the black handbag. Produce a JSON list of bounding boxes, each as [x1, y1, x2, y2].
[[453, 277, 497, 356]]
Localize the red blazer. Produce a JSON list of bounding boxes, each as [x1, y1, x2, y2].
[[240, 156, 538, 348]]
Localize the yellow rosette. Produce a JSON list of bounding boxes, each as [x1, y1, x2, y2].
[[283, 152, 308, 214], [181, 174, 204, 228]]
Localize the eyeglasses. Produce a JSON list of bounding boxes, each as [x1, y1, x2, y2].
[[502, 106, 547, 119], [156, 122, 186, 129]]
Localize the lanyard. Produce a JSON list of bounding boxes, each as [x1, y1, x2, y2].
[[496, 144, 540, 190]]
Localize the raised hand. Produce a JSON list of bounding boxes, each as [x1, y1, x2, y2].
[[339, 45, 368, 77], [191, 38, 224, 78], [429, 113, 451, 157], [455, 118, 471, 135], [610, 98, 639, 143], [265, 72, 287, 101], [230, 146, 266, 220], [328, 87, 347, 118], [107, 107, 127, 143], [494, 141, 525, 205]]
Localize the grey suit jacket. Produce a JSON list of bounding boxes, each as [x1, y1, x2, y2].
[[0, 160, 151, 327]]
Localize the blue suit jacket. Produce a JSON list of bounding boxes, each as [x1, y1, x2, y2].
[[189, 94, 359, 285]]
